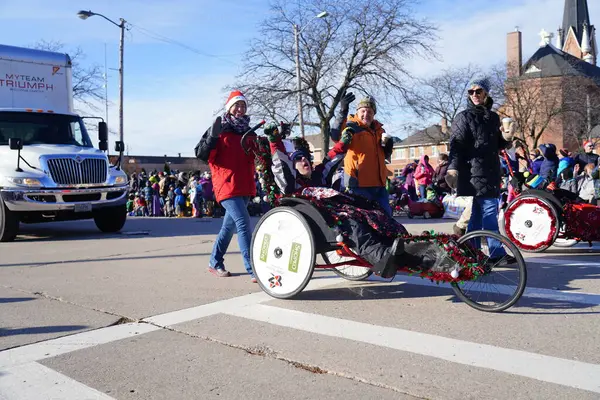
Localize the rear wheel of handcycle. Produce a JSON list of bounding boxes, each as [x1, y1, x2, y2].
[[451, 230, 527, 312], [501, 195, 559, 253], [322, 251, 372, 281], [250, 207, 316, 299]]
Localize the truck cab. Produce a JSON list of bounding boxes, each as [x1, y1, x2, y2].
[[0, 44, 128, 241]]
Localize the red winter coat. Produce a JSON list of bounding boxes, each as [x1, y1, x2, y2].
[[413, 155, 434, 186], [195, 128, 256, 203]]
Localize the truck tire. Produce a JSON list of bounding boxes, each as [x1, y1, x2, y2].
[[0, 197, 19, 242], [93, 204, 127, 233]]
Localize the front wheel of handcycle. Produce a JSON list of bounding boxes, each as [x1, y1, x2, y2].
[[322, 251, 372, 281], [250, 207, 316, 299], [451, 230, 527, 312]]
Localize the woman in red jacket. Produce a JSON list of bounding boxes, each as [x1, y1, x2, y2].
[[413, 155, 435, 199], [195, 90, 257, 281]]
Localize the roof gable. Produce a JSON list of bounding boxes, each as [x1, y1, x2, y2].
[[522, 44, 600, 85], [397, 125, 446, 147]]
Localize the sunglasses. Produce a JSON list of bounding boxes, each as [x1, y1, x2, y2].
[[468, 88, 484, 96]]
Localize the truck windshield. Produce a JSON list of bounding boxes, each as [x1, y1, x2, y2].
[[0, 112, 93, 147]]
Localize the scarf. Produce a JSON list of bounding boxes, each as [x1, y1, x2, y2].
[[221, 112, 251, 135]]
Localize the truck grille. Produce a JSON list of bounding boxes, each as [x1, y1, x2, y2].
[[47, 158, 107, 185]]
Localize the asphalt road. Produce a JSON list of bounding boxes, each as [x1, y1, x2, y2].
[[0, 216, 599, 399]]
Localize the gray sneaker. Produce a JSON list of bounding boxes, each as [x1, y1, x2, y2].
[[208, 267, 231, 277]]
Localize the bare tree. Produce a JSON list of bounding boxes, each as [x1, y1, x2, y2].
[[404, 64, 478, 141], [31, 40, 106, 112], [234, 0, 437, 151]]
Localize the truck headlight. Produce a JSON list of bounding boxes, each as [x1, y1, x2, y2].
[[115, 176, 127, 184], [7, 177, 43, 187]]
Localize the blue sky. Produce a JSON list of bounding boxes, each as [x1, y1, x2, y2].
[[1, 0, 598, 156]]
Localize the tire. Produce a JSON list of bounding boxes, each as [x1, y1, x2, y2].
[[250, 207, 316, 299], [93, 204, 127, 233], [0, 197, 19, 242], [503, 195, 559, 253], [322, 251, 372, 281], [451, 230, 527, 312]]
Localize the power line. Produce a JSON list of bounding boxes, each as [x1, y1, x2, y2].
[[128, 22, 241, 61]]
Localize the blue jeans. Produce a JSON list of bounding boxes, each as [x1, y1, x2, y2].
[[210, 196, 253, 274], [467, 196, 505, 257], [350, 187, 392, 216], [418, 184, 427, 199]]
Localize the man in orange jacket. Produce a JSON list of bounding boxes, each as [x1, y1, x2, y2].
[[339, 96, 394, 215]]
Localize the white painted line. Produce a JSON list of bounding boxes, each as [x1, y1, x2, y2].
[[0, 323, 159, 369], [0, 362, 115, 399], [224, 304, 600, 393], [369, 275, 600, 306], [525, 257, 600, 266], [144, 276, 344, 327], [143, 292, 270, 326]]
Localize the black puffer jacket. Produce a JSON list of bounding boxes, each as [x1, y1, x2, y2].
[[448, 97, 510, 197]]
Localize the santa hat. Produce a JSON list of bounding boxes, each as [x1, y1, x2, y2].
[[225, 90, 247, 112]]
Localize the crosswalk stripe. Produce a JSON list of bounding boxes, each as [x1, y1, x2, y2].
[[224, 304, 600, 393], [0, 362, 116, 399]]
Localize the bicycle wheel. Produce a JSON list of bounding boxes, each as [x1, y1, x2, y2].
[[322, 251, 372, 281], [451, 230, 527, 312]]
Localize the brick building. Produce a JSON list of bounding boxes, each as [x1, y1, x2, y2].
[[504, 0, 600, 151], [109, 154, 208, 176], [386, 124, 449, 176]]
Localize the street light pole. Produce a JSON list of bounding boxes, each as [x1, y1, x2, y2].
[[77, 10, 126, 148], [118, 18, 125, 146], [293, 11, 328, 139], [294, 24, 305, 138]]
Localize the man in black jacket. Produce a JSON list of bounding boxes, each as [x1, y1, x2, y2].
[[445, 77, 515, 263]]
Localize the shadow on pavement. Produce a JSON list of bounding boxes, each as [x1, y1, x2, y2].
[[0, 297, 37, 303], [0, 251, 241, 268], [0, 325, 88, 337], [295, 278, 599, 312], [13, 216, 262, 242]]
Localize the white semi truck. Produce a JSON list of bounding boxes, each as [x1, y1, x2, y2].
[[0, 44, 129, 241]]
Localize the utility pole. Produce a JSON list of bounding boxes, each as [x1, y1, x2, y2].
[[118, 18, 125, 146], [294, 24, 305, 138]]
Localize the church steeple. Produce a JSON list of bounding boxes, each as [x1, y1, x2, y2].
[[561, 0, 596, 64], [562, 0, 591, 44]]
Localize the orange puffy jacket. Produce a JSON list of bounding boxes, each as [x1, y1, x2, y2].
[[342, 114, 390, 188]]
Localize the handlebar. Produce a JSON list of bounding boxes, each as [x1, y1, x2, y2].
[[240, 120, 266, 155]]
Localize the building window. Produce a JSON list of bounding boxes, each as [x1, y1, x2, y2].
[[394, 168, 402, 177], [393, 148, 406, 160], [431, 145, 438, 157], [409, 147, 416, 159], [419, 146, 425, 156]]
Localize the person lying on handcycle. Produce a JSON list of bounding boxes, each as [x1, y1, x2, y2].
[[263, 123, 456, 279]]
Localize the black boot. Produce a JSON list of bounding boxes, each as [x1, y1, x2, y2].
[[375, 237, 405, 278]]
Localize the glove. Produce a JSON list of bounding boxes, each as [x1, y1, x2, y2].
[[263, 122, 280, 143], [340, 127, 354, 146], [280, 122, 291, 139], [340, 91, 355, 115], [445, 170, 458, 190], [210, 116, 222, 138]]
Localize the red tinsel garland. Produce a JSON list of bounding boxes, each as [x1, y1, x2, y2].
[[504, 197, 557, 251]]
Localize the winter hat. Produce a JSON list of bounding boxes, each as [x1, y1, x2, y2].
[[583, 139, 594, 148], [357, 96, 377, 114], [225, 90, 247, 112], [469, 76, 491, 94], [289, 137, 312, 162], [559, 148, 569, 157]]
